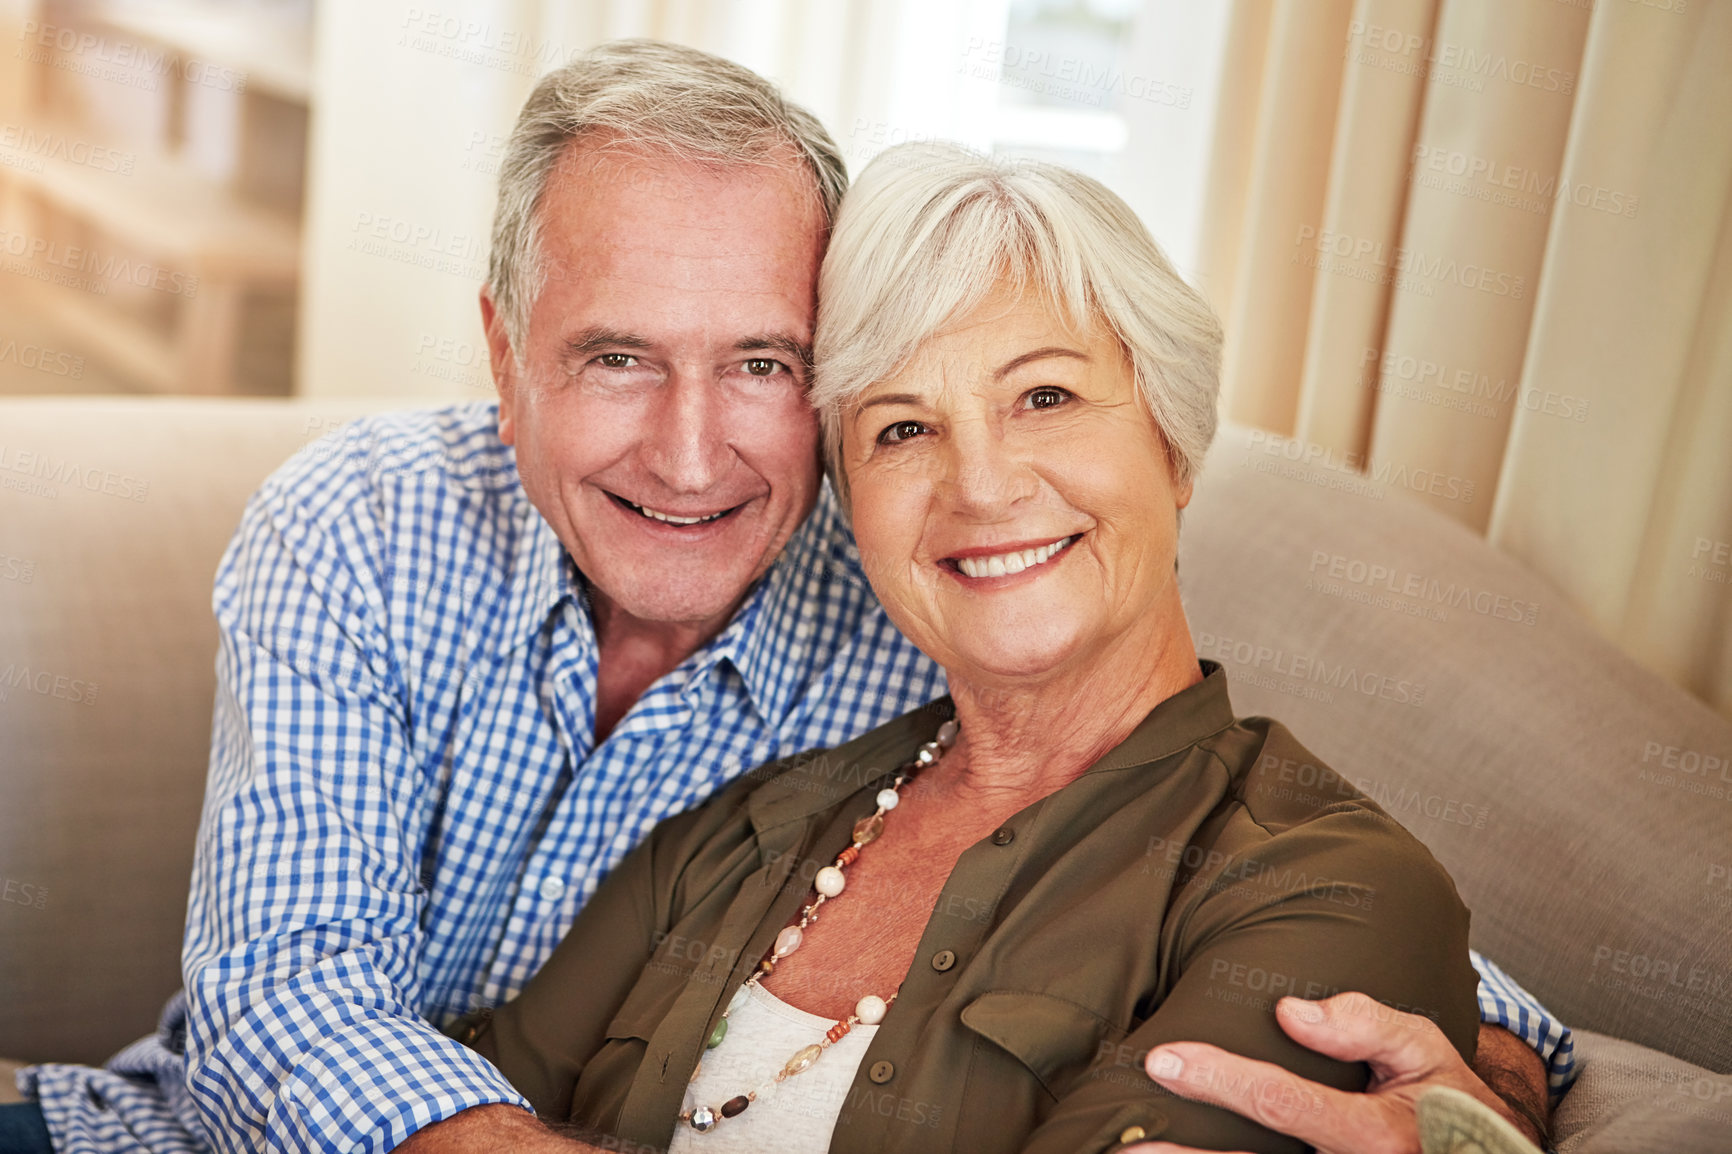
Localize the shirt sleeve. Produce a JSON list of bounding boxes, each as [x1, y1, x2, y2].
[[1017, 807, 1482, 1154], [1469, 950, 1578, 1099], [180, 467, 529, 1154]]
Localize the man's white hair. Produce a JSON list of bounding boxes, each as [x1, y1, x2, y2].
[[812, 141, 1222, 497], [488, 39, 848, 359]]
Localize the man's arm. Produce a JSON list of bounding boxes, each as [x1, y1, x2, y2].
[[396, 1105, 607, 1153], [1119, 950, 1573, 1151], [181, 462, 528, 1153], [1131, 994, 1549, 1153]]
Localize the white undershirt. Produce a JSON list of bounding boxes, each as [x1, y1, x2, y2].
[[669, 982, 878, 1154]]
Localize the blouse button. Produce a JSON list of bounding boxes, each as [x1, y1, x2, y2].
[[868, 1060, 895, 1084], [991, 827, 1015, 846], [931, 949, 957, 972], [1118, 1125, 1148, 1144]]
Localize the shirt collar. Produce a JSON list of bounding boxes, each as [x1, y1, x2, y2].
[[1084, 660, 1236, 772], [692, 482, 858, 728], [499, 478, 862, 732], [747, 661, 1236, 832], [503, 493, 584, 652]]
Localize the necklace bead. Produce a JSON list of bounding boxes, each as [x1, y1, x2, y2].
[[813, 866, 846, 897], [782, 1043, 824, 1078], [852, 814, 884, 845], [681, 722, 955, 1137]]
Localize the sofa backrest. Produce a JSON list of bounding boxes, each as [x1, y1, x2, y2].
[[1177, 428, 1732, 1073], [0, 398, 392, 1063], [2, 403, 1728, 1074]]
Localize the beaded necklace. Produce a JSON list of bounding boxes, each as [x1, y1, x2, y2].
[[677, 718, 960, 1134]]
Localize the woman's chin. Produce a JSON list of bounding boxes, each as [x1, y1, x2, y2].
[[938, 630, 1092, 688]]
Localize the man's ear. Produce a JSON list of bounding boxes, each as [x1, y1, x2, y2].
[[480, 285, 520, 445]]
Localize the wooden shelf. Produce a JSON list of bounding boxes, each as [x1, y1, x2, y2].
[[2, 113, 300, 279], [91, 0, 313, 105], [6, 278, 180, 394], [1, 2, 308, 396]]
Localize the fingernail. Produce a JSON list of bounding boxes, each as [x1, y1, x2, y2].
[[1148, 1049, 1184, 1079], [1282, 997, 1324, 1023]]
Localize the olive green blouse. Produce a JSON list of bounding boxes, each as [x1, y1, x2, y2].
[[454, 664, 1478, 1153]]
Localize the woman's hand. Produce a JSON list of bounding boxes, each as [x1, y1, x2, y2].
[[1125, 993, 1548, 1154]]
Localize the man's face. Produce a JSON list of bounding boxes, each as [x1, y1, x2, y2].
[[484, 142, 826, 633]]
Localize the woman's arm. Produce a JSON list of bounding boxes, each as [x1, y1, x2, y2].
[[1016, 807, 1480, 1154]]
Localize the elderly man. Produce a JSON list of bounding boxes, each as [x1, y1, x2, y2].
[[9, 40, 1565, 1154]]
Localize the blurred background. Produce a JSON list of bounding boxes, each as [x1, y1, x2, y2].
[[0, 0, 1728, 716]]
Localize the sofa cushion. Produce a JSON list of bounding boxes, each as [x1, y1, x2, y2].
[[1175, 427, 1732, 1073], [0, 1059, 24, 1106], [1554, 1029, 1732, 1152]]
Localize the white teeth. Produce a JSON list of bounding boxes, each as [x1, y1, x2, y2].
[[630, 501, 727, 525], [956, 535, 1077, 579]]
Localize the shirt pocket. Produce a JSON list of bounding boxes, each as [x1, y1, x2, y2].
[[958, 990, 1129, 1102], [566, 968, 691, 1132]]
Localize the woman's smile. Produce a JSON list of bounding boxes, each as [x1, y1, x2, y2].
[[941, 532, 1081, 581]]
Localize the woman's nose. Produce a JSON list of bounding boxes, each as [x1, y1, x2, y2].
[[942, 423, 1037, 515]]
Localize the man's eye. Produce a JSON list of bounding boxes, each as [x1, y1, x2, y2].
[[1025, 387, 1072, 410], [743, 358, 784, 377], [878, 420, 928, 444], [596, 353, 638, 369]]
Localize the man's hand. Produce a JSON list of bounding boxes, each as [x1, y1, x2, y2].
[[1126, 993, 1548, 1154], [393, 1104, 608, 1153]]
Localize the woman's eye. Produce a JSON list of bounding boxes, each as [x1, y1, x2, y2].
[[878, 420, 928, 444], [743, 358, 783, 377], [596, 353, 637, 369], [1025, 387, 1072, 410]]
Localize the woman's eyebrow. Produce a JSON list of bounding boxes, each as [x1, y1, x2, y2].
[[856, 392, 924, 411], [995, 346, 1089, 379]]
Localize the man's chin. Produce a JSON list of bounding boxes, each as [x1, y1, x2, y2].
[[585, 558, 768, 632]]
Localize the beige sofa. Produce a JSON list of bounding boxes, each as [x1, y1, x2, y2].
[[2, 398, 1729, 1150]]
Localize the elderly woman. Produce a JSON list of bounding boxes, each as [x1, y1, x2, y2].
[[451, 142, 1479, 1153]]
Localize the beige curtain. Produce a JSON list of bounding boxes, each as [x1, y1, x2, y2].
[[1200, 0, 1732, 715]]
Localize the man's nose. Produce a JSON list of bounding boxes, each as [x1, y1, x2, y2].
[[640, 372, 731, 493]]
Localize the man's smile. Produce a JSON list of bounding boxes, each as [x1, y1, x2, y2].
[[607, 491, 746, 528]]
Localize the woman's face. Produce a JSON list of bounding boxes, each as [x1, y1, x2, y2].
[[841, 284, 1193, 686]]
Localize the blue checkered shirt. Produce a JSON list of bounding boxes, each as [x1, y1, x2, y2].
[[19, 403, 1574, 1153]]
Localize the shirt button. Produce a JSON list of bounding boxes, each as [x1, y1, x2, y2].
[[868, 1060, 895, 1084], [931, 949, 957, 972], [538, 876, 566, 901], [991, 827, 1015, 846], [1118, 1125, 1147, 1144]]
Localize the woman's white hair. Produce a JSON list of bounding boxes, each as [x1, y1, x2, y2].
[[812, 141, 1222, 496], [488, 39, 847, 359]]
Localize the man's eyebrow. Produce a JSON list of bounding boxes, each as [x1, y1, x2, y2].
[[735, 333, 813, 371], [995, 346, 1089, 379], [563, 328, 653, 357]]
